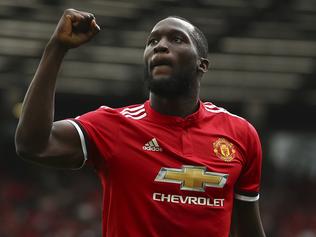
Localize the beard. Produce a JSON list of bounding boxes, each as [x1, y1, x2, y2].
[[144, 64, 197, 98]]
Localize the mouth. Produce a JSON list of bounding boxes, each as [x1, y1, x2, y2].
[[150, 58, 173, 70]]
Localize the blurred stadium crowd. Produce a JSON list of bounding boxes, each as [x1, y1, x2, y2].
[[0, 169, 101, 237], [0, 0, 315, 236]]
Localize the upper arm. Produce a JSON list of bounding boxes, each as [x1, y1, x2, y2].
[[19, 120, 86, 169], [231, 199, 266, 237], [231, 123, 265, 236], [235, 122, 262, 201]]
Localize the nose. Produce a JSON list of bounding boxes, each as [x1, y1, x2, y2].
[[153, 38, 169, 54]]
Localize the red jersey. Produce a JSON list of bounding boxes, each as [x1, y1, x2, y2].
[[68, 100, 262, 237]]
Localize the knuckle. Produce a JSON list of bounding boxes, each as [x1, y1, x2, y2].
[[64, 8, 74, 14]]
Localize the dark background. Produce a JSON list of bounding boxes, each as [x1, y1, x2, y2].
[[0, 0, 315, 236]]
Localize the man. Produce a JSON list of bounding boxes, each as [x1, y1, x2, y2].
[[15, 9, 266, 237]]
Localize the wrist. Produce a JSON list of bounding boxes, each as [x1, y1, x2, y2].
[[46, 37, 69, 55]]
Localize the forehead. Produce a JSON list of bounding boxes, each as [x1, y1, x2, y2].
[[150, 18, 195, 36]]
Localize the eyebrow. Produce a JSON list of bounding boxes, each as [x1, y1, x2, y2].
[[149, 28, 190, 37], [146, 28, 192, 45]]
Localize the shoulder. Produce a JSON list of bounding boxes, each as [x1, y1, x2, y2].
[[80, 103, 147, 121], [202, 101, 258, 138], [203, 101, 246, 124], [117, 103, 147, 120]]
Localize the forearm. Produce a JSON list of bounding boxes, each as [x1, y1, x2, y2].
[[15, 40, 67, 154], [15, 8, 99, 162]]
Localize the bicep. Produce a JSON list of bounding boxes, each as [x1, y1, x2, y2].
[[25, 120, 85, 169], [231, 200, 266, 237]]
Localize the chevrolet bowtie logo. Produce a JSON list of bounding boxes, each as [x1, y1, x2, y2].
[[155, 165, 228, 192]]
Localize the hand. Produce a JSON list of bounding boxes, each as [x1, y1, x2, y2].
[[50, 8, 100, 49]]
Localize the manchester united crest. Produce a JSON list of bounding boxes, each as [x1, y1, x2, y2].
[[213, 138, 235, 162]]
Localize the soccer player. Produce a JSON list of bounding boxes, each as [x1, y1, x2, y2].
[[15, 9, 266, 237]]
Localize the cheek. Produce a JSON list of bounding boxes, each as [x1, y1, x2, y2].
[[143, 47, 151, 62], [178, 46, 197, 60], [143, 53, 151, 71], [178, 50, 198, 69]]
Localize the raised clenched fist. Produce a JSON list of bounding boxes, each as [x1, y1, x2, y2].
[[50, 8, 100, 49]]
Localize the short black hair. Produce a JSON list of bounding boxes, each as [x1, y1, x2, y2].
[[167, 16, 208, 58]]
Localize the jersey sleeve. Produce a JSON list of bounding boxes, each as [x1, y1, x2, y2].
[[234, 122, 262, 202], [67, 106, 120, 171]]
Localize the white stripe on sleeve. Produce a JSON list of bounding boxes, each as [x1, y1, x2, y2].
[[235, 193, 260, 202], [66, 119, 88, 169]]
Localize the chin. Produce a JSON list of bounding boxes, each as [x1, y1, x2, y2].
[[144, 69, 191, 97], [147, 77, 185, 98]]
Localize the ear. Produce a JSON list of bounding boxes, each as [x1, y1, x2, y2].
[[197, 58, 209, 73]]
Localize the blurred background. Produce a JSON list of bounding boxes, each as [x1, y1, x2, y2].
[[0, 0, 315, 236]]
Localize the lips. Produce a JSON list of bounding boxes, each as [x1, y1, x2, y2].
[[150, 57, 173, 70]]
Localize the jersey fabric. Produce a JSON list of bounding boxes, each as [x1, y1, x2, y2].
[[68, 100, 262, 237]]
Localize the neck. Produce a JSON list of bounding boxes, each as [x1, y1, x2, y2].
[[149, 92, 200, 118]]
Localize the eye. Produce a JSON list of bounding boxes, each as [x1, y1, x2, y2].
[[148, 38, 159, 46], [173, 36, 184, 44]]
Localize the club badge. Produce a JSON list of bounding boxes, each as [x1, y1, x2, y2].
[[213, 138, 235, 162]]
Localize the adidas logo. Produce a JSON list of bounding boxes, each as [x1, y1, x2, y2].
[[143, 138, 162, 152]]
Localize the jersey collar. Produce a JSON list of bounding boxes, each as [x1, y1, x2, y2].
[[144, 100, 206, 125]]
